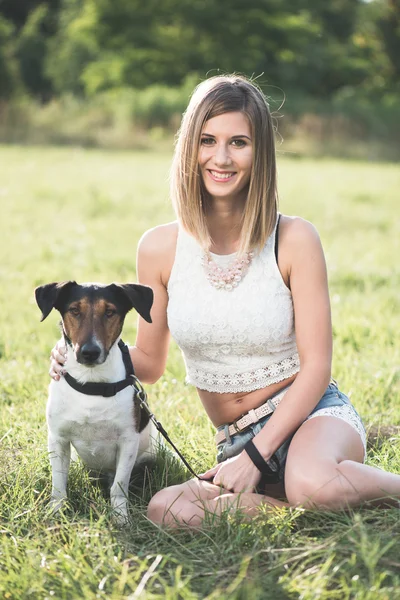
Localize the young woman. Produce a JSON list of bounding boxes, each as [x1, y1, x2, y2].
[[50, 75, 400, 527]]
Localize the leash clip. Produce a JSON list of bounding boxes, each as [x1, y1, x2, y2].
[[132, 376, 148, 406], [133, 377, 158, 425]]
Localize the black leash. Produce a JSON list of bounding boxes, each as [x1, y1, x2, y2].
[[63, 339, 201, 479], [133, 377, 201, 480]]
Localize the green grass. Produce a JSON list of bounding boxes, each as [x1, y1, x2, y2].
[[0, 145, 400, 599]]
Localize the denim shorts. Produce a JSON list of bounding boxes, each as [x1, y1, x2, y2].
[[216, 381, 366, 483]]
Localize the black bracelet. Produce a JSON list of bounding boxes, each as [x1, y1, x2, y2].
[[244, 440, 280, 484]]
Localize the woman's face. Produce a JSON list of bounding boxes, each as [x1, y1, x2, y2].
[[198, 111, 253, 204]]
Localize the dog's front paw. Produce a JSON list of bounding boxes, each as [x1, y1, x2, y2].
[[111, 510, 130, 527], [48, 496, 68, 514], [111, 498, 130, 527]]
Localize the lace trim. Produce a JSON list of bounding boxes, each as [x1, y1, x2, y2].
[[187, 354, 300, 393], [306, 405, 367, 458]]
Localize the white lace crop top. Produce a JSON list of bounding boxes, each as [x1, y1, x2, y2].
[[167, 216, 300, 393]]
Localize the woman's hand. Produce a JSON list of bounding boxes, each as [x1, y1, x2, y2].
[[199, 451, 261, 493], [49, 339, 67, 381]]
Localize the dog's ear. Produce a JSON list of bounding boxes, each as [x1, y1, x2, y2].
[[35, 281, 77, 322], [110, 283, 153, 323]]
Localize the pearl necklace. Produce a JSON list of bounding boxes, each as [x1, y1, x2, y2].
[[202, 251, 254, 291]]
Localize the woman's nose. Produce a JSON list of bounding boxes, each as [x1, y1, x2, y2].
[[214, 144, 232, 166]]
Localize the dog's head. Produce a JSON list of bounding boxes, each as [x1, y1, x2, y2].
[[35, 281, 153, 366]]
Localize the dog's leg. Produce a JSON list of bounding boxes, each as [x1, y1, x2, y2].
[[110, 440, 139, 525], [48, 435, 71, 512]]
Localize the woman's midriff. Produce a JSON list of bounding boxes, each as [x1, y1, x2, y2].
[[198, 373, 298, 427]]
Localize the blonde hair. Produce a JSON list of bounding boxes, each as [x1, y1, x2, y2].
[[170, 74, 278, 254]]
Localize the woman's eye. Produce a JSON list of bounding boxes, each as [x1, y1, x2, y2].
[[231, 139, 246, 148], [200, 137, 214, 146]]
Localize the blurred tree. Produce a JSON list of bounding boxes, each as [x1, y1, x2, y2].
[[293, 0, 368, 96], [0, 0, 61, 99], [15, 5, 54, 100], [377, 0, 400, 84], [0, 16, 20, 98], [45, 0, 99, 95], [0, 0, 60, 30], [348, 0, 392, 94]]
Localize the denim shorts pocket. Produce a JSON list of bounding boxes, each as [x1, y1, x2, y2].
[[216, 421, 263, 463], [309, 383, 350, 417]]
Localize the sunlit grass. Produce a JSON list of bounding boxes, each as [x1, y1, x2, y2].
[[0, 145, 399, 599]]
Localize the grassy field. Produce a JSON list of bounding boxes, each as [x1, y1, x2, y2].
[[0, 144, 400, 599]]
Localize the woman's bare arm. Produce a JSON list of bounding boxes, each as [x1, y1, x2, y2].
[[128, 224, 177, 383], [251, 217, 332, 458]]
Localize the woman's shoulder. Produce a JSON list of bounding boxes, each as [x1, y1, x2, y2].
[[279, 214, 321, 248], [138, 221, 179, 259], [277, 216, 324, 278], [137, 222, 179, 286]]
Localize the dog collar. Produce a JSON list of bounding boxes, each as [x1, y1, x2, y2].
[[63, 340, 140, 398]]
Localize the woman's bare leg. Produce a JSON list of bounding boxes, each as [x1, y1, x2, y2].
[[148, 416, 400, 527], [285, 416, 400, 509], [147, 478, 288, 528]]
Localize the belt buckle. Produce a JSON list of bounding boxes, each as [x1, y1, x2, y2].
[[232, 418, 242, 434], [232, 414, 246, 434]]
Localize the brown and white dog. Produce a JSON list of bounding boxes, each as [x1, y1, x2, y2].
[[35, 281, 155, 524]]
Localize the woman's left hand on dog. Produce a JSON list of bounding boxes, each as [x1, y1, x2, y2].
[[49, 339, 67, 381]]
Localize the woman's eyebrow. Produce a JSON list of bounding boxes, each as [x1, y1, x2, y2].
[[201, 133, 252, 140]]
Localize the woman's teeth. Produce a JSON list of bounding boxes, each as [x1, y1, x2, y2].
[[210, 171, 234, 180]]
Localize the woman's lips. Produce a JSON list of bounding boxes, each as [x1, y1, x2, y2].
[[207, 169, 236, 182]]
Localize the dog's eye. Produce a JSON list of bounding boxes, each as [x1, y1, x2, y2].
[[69, 307, 80, 316], [105, 309, 116, 318]]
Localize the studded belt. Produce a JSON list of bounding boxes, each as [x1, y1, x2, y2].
[[215, 387, 289, 445]]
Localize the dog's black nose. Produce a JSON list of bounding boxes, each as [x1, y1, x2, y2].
[[80, 342, 101, 364]]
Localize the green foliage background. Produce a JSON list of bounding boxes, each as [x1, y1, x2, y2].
[[0, 0, 399, 156], [1, 0, 398, 97]]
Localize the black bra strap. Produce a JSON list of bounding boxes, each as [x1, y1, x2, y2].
[[274, 214, 281, 263]]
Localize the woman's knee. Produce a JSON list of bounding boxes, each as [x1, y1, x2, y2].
[[147, 487, 180, 525], [285, 463, 342, 509], [147, 484, 204, 527]]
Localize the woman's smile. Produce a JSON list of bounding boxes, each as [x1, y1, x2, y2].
[[207, 169, 237, 182]]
